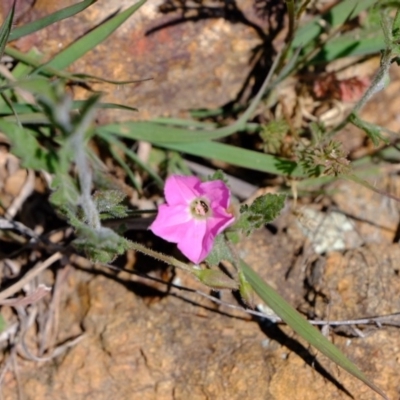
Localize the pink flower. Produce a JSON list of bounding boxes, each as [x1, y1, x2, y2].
[[149, 175, 235, 264]]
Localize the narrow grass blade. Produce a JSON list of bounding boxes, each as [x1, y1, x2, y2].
[[292, 0, 377, 48], [8, 0, 97, 41], [313, 32, 385, 63], [107, 145, 142, 192], [0, 92, 21, 127], [4, 46, 148, 85], [99, 122, 304, 176], [3, 113, 48, 124], [0, 76, 54, 97], [99, 120, 254, 144], [151, 117, 217, 129], [73, 100, 137, 112], [0, 101, 136, 116], [97, 130, 163, 188], [72, 74, 151, 85], [4, 46, 80, 80], [41, 0, 146, 71], [0, 1, 15, 60], [98, 121, 234, 143], [240, 260, 389, 400], [153, 141, 305, 177]]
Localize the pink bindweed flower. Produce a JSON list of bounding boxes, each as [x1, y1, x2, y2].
[[149, 175, 235, 264]]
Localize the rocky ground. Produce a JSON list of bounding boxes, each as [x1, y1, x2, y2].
[[1, 1, 400, 399]]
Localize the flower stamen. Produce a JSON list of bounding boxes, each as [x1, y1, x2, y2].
[[191, 198, 211, 218]]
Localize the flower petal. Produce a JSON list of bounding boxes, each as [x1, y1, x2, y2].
[[164, 175, 201, 205], [198, 180, 231, 209], [206, 207, 235, 237], [149, 204, 193, 243], [176, 219, 210, 264]]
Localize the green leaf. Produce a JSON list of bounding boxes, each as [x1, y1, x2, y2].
[[393, 8, 400, 40], [172, 142, 301, 176], [8, 0, 97, 41], [292, 0, 378, 49], [0, 120, 58, 171], [245, 194, 286, 222], [240, 260, 389, 400], [313, 31, 385, 63], [348, 113, 390, 146], [155, 141, 304, 177], [0, 102, 37, 115], [0, 1, 15, 61], [206, 169, 229, 184], [93, 190, 130, 220], [0, 76, 55, 98], [260, 119, 289, 154], [4, 46, 148, 85], [41, 0, 146, 71], [2, 112, 49, 125], [205, 234, 234, 266], [73, 100, 137, 112], [73, 226, 130, 263], [236, 194, 286, 235], [98, 121, 241, 144], [50, 174, 80, 210], [71, 93, 101, 137]]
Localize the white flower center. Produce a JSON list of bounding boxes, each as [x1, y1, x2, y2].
[[190, 198, 211, 219]]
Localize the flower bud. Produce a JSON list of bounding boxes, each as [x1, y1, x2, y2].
[[239, 271, 255, 308], [193, 269, 238, 290]]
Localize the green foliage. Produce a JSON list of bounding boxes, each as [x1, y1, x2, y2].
[[8, 0, 97, 42], [259, 119, 289, 154], [236, 194, 286, 235], [392, 8, 400, 40], [50, 174, 80, 212], [97, 131, 163, 190], [205, 234, 234, 266], [0, 1, 393, 397], [0, 120, 58, 171], [38, 0, 146, 72], [309, 121, 325, 144], [297, 140, 351, 177], [207, 169, 229, 184], [93, 190, 130, 220], [1, 0, 147, 263], [348, 113, 390, 146], [0, 1, 14, 61], [73, 225, 130, 264], [290, 0, 381, 63]]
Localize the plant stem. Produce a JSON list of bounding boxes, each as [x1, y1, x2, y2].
[[128, 241, 195, 273]]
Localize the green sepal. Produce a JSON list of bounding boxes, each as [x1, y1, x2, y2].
[[205, 234, 235, 266]]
